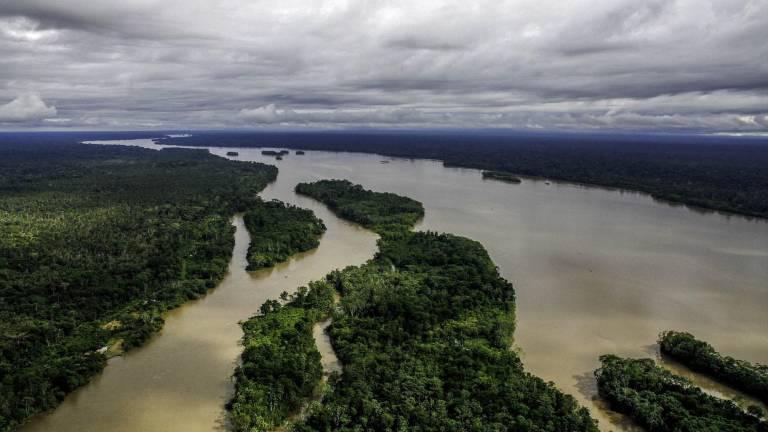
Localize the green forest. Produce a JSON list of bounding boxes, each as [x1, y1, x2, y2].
[[230, 281, 335, 431], [243, 200, 326, 270], [0, 142, 276, 431], [295, 179, 424, 234], [595, 355, 766, 431], [236, 180, 598, 431], [659, 331, 768, 404]]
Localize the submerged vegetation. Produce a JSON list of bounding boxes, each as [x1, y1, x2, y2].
[[482, 170, 522, 183], [0, 142, 276, 431], [659, 331, 768, 403], [295, 179, 424, 234], [230, 281, 335, 432], [232, 180, 598, 431], [595, 355, 767, 431], [243, 200, 326, 270]]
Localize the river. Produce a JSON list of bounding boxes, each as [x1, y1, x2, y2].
[[24, 139, 768, 431]]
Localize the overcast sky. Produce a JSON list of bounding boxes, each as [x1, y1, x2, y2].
[[0, 0, 766, 131]]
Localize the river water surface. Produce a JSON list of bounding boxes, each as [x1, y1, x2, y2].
[[25, 140, 768, 431]]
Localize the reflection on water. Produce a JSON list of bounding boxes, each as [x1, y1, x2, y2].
[[31, 139, 768, 432]]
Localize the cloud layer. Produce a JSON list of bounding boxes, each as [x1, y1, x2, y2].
[[0, 0, 766, 131]]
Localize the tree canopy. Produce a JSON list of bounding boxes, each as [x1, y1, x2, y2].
[[0, 141, 276, 431]]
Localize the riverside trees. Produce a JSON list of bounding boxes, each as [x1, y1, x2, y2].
[[235, 179, 598, 432], [0, 142, 276, 431]]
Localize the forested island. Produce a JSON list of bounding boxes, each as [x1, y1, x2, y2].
[[659, 331, 768, 404], [231, 180, 598, 431], [482, 170, 522, 183], [295, 179, 424, 233], [0, 141, 277, 431], [262, 150, 290, 157], [158, 130, 768, 219], [243, 200, 326, 270], [595, 355, 766, 431]]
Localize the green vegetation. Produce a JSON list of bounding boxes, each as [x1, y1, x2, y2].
[[595, 355, 766, 431], [230, 281, 335, 432], [482, 170, 522, 183], [0, 142, 276, 431], [659, 331, 768, 403], [295, 232, 597, 431], [243, 200, 326, 270], [234, 180, 597, 431], [295, 179, 424, 234]]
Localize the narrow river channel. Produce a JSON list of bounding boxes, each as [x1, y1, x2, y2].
[[25, 139, 768, 431]]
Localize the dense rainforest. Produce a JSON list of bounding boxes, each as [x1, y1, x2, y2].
[[243, 200, 326, 270], [595, 355, 766, 432], [295, 179, 424, 234], [230, 280, 335, 431], [0, 141, 276, 431], [236, 180, 598, 431], [158, 130, 768, 219], [659, 331, 768, 404]]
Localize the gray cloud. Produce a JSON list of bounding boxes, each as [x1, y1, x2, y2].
[[0, 93, 57, 122], [0, 0, 766, 131]]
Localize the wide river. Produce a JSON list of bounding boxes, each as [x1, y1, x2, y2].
[[24, 140, 768, 431]]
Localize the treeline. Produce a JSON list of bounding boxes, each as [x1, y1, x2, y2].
[[245, 180, 597, 431], [158, 130, 768, 219], [0, 141, 276, 431], [243, 200, 326, 270], [659, 331, 768, 403], [595, 355, 766, 431], [229, 281, 335, 432], [295, 179, 424, 234]]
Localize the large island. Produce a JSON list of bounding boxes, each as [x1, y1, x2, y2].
[[230, 179, 598, 431]]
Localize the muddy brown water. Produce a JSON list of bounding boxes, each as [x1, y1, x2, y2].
[[24, 140, 768, 431]]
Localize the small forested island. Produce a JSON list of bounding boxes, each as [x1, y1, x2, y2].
[[227, 151, 239, 156], [231, 180, 598, 431], [296, 150, 305, 155], [482, 170, 522, 183], [262, 149, 290, 156], [595, 355, 766, 431], [295, 179, 424, 233], [659, 331, 768, 403], [0, 142, 279, 430], [243, 200, 326, 270]]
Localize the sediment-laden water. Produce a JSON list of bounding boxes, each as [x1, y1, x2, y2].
[[25, 140, 768, 431]]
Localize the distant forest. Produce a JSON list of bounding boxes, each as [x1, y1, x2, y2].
[[156, 130, 768, 219], [2, 130, 766, 219]]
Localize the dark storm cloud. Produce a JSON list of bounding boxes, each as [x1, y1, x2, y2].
[[0, 0, 766, 131]]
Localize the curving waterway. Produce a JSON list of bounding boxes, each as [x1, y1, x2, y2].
[[25, 139, 768, 431]]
